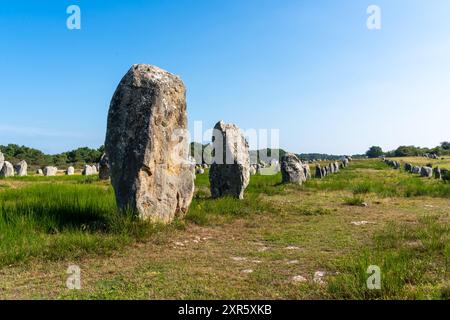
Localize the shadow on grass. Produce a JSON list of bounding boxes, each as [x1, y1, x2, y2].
[[0, 184, 163, 266]]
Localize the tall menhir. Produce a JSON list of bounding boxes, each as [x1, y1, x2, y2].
[[105, 64, 195, 223]]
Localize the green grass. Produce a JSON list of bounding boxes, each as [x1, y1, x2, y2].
[[326, 214, 450, 299], [0, 184, 158, 267], [186, 194, 275, 225], [0, 172, 283, 266], [306, 160, 450, 198], [0, 159, 449, 299], [343, 196, 366, 206]]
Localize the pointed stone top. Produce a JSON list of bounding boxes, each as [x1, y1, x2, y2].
[[124, 64, 184, 89]]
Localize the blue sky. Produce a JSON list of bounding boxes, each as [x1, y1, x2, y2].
[[0, 0, 449, 154]]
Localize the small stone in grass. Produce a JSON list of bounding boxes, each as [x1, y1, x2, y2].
[[292, 275, 307, 283], [231, 257, 247, 261], [313, 271, 326, 284], [350, 221, 373, 226]]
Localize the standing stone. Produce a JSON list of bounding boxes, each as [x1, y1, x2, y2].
[[342, 158, 349, 167], [322, 166, 327, 177], [433, 167, 442, 180], [0, 161, 14, 177], [196, 168, 205, 174], [105, 64, 195, 223], [270, 159, 281, 173], [412, 166, 421, 174], [303, 163, 311, 180], [315, 164, 323, 179], [14, 160, 27, 176], [281, 153, 306, 184], [36, 169, 43, 175], [334, 162, 340, 173], [256, 164, 263, 175], [209, 121, 250, 199], [404, 163, 412, 172], [249, 166, 257, 175], [442, 169, 450, 182], [82, 165, 94, 176], [43, 166, 58, 176], [420, 166, 433, 178], [66, 166, 75, 175], [99, 153, 110, 180], [328, 163, 334, 174], [0, 150, 4, 172]]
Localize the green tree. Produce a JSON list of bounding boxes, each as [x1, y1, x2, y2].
[[441, 141, 450, 150], [366, 146, 384, 158], [394, 146, 419, 157]]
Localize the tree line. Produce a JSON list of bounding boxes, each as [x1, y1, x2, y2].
[[0, 144, 105, 168], [366, 142, 450, 158]]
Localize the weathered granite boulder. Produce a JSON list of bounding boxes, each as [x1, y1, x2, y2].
[[342, 158, 349, 167], [66, 166, 75, 175], [281, 153, 306, 184], [303, 163, 311, 180], [0, 161, 14, 177], [209, 121, 250, 199], [315, 164, 323, 179], [442, 169, 450, 182], [36, 169, 43, 175], [334, 162, 340, 173], [105, 64, 195, 223], [420, 166, 433, 178], [82, 165, 95, 176], [404, 163, 412, 172], [328, 163, 335, 174], [256, 164, 263, 175], [14, 160, 27, 176], [412, 166, 421, 174], [270, 159, 281, 173], [0, 150, 4, 172], [99, 153, 110, 180], [43, 166, 58, 176], [433, 167, 442, 180]]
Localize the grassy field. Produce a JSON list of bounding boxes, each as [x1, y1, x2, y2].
[[0, 158, 448, 299]]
